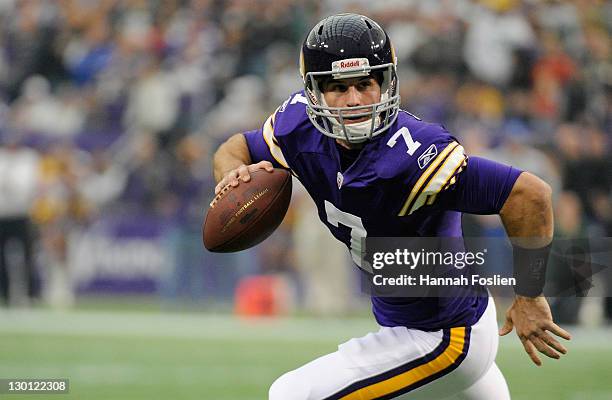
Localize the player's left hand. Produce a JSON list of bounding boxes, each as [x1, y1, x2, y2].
[[499, 295, 571, 366]]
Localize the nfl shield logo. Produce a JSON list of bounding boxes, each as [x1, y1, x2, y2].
[[337, 172, 344, 189]]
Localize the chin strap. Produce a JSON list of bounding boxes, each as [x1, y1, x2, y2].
[[329, 116, 380, 141], [320, 95, 386, 142]]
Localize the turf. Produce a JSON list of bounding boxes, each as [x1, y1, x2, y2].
[[0, 310, 610, 400]]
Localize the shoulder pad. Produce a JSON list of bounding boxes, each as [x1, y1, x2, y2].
[[376, 112, 456, 178], [376, 111, 467, 216], [271, 91, 310, 138]]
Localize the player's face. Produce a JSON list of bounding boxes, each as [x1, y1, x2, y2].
[[321, 77, 382, 124]]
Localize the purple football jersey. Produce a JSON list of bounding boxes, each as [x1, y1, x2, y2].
[[244, 91, 520, 329]]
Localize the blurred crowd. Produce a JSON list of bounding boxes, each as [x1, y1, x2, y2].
[[0, 0, 610, 317]]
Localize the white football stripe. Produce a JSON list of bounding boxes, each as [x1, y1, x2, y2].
[[262, 114, 289, 168], [409, 145, 465, 214]]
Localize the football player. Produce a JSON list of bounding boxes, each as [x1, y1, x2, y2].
[[213, 14, 570, 399]]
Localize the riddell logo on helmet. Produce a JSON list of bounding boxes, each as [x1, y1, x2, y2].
[[332, 58, 370, 72], [340, 60, 360, 68]]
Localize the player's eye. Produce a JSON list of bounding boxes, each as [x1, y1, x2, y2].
[[357, 79, 373, 90], [330, 83, 348, 92]]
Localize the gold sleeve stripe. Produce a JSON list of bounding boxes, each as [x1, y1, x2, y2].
[[428, 159, 467, 205], [262, 112, 289, 168], [398, 142, 459, 216], [442, 177, 455, 192], [408, 145, 466, 214], [442, 159, 467, 191]]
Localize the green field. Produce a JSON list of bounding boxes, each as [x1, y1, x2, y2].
[[0, 309, 610, 400]]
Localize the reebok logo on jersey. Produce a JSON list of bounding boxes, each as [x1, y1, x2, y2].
[[418, 144, 438, 169], [337, 172, 344, 189]]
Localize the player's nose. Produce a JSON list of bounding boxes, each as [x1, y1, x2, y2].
[[345, 85, 362, 107]]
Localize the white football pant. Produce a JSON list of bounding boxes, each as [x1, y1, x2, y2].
[[269, 298, 510, 399]]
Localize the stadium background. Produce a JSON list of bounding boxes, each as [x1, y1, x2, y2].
[[0, 0, 610, 399]]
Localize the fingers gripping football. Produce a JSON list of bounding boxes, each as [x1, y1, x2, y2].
[[204, 167, 292, 252], [215, 161, 274, 195]]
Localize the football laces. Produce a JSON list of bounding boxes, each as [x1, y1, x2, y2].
[[210, 183, 232, 208]]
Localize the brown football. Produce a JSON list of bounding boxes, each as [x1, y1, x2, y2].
[[203, 169, 292, 252]]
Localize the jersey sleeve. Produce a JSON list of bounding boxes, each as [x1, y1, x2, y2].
[[436, 156, 523, 214], [396, 135, 468, 217], [392, 117, 523, 217], [243, 110, 290, 169]]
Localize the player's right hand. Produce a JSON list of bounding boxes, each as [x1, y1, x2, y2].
[[215, 161, 274, 195]]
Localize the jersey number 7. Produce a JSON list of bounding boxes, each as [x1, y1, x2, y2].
[[324, 201, 372, 273]]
